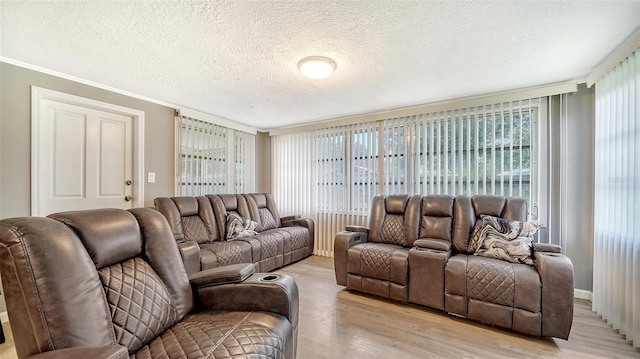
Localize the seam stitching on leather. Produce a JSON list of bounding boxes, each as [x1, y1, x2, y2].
[[9, 225, 56, 351], [204, 311, 252, 359]]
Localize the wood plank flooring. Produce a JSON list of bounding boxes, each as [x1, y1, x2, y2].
[[275, 255, 640, 359], [0, 255, 638, 358]]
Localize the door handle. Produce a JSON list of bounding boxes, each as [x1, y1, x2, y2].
[[125, 180, 132, 186], [124, 195, 133, 202]]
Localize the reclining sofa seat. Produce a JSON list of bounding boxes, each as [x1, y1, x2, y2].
[[445, 196, 542, 335], [154, 195, 253, 274], [244, 193, 315, 272], [211, 194, 270, 271], [335, 194, 574, 339], [0, 208, 298, 359], [338, 194, 421, 302], [155, 193, 314, 274]]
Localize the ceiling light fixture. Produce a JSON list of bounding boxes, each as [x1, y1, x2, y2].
[[298, 56, 337, 79]]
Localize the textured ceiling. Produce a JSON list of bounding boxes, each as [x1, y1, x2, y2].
[[1, 1, 639, 130]]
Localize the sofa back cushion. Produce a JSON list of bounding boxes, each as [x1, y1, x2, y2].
[[0, 216, 118, 358], [452, 195, 528, 254], [99, 257, 178, 352], [0, 208, 193, 357], [369, 194, 421, 247], [155, 196, 221, 244], [419, 195, 455, 241], [52, 208, 193, 353], [209, 194, 252, 237], [245, 193, 282, 232]]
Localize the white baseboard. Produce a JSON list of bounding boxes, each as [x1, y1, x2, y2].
[[574, 289, 593, 301], [1, 311, 8, 323]]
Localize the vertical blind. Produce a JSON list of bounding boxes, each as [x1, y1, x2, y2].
[[272, 98, 541, 256], [593, 48, 639, 348], [234, 130, 256, 193], [176, 115, 255, 195]]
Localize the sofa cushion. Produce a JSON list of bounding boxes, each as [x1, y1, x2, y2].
[[419, 195, 454, 241], [277, 226, 310, 252], [99, 257, 179, 353], [48, 209, 142, 269], [347, 243, 409, 285], [446, 254, 541, 313], [259, 208, 278, 231], [467, 255, 515, 307], [199, 241, 253, 267], [131, 311, 289, 359], [253, 230, 286, 261], [469, 215, 541, 265], [452, 195, 528, 254], [378, 214, 406, 246]]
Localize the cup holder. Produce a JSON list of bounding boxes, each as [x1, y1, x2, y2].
[[260, 274, 280, 282]]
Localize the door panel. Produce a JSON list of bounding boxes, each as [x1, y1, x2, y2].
[[99, 118, 130, 197], [38, 99, 134, 215], [52, 110, 86, 198]]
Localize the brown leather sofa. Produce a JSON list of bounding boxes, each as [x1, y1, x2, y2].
[[0, 208, 299, 359], [334, 194, 574, 339], [155, 193, 314, 274]]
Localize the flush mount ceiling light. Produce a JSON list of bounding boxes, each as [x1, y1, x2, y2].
[[298, 56, 337, 79]]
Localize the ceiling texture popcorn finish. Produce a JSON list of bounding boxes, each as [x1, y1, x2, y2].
[[1, 1, 639, 130]]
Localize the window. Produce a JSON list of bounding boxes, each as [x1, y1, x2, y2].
[[351, 125, 378, 212], [234, 130, 256, 193], [413, 106, 534, 202], [176, 115, 255, 195], [272, 96, 545, 256], [316, 129, 346, 211], [311, 99, 540, 216]]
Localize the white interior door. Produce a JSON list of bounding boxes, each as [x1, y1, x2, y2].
[[32, 87, 145, 216]]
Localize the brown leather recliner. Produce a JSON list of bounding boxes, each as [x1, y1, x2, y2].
[[154, 195, 255, 274], [154, 193, 314, 274], [0, 208, 299, 359], [335, 194, 574, 339], [334, 194, 422, 302]]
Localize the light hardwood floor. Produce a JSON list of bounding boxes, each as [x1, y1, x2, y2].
[[275, 255, 640, 359], [1, 255, 638, 358]]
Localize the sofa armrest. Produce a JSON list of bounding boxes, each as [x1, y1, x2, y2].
[[534, 251, 574, 339], [196, 273, 299, 327], [414, 238, 451, 252], [345, 225, 369, 233], [282, 217, 315, 255], [177, 240, 201, 275], [27, 346, 128, 359], [533, 242, 562, 253], [281, 217, 311, 228], [189, 263, 255, 287], [334, 229, 369, 286], [280, 215, 300, 221]]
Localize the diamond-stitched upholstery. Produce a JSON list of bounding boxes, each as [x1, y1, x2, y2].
[[360, 243, 394, 280], [0, 207, 298, 359], [131, 312, 286, 359], [278, 227, 309, 251], [200, 242, 248, 266], [255, 231, 282, 259], [466, 256, 515, 307], [378, 214, 405, 246], [182, 215, 211, 244], [99, 257, 178, 353], [259, 208, 278, 231]]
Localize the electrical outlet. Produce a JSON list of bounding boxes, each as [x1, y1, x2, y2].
[[147, 172, 156, 183]]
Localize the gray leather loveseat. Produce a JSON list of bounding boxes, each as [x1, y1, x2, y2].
[[334, 194, 573, 339]]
